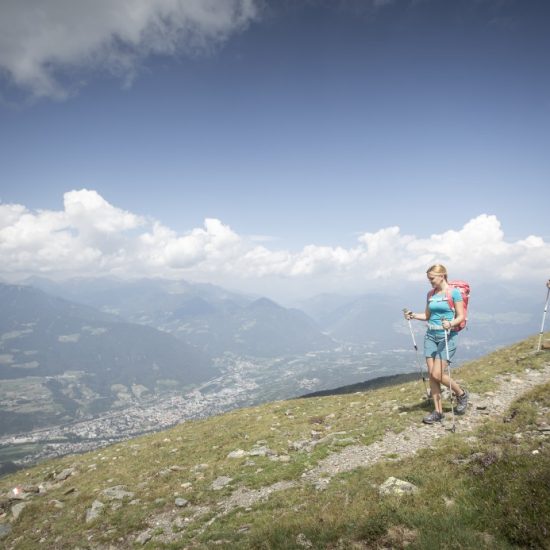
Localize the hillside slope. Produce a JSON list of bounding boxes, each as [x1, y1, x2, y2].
[[0, 283, 215, 434], [1, 334, 549, 549]]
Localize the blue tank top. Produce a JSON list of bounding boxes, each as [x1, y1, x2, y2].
[[427, 287, 462, 334]]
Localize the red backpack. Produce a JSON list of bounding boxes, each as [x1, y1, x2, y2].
[[428, 280, 470, 331]]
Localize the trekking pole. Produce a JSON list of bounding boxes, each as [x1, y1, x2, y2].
[[403, 309, 430, 399], [537, 282, 550, 352], [444, 328, 456, 433]]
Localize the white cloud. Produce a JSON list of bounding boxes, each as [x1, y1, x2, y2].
[[64, 189, 145, 234], [0, 0, 259, 99], [1, 190, 549, 294]]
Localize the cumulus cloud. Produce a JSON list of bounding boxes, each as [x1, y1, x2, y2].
[[1, 190, 549, 292], [0, 0, 259, 99]]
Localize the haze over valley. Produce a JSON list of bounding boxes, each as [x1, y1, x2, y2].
[[1, 275, 545, 471]]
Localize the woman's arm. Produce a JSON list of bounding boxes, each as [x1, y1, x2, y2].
[[442, 299, 464, 330], [404, 308, 429, 321]]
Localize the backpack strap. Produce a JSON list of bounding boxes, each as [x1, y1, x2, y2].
[[445, 286, 455, 312], [427, 287, 455, 309]]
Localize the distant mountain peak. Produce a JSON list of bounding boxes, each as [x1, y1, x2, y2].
[[248, 297, 282, 310]]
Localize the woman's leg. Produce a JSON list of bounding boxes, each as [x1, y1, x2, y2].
[[438, 332, 465, 397], [438, 367, 463, 397], [426, 357, 443, 413]]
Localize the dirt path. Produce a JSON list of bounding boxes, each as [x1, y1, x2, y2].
[[302, 363, 550, 488]]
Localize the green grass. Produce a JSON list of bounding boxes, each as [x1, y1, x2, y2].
[[0, 443, 42, 464], [0, 333, 549, 549]]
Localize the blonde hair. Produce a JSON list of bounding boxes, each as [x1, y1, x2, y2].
[[426, 264, 448, 281]]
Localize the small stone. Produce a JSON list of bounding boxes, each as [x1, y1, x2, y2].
[[532, 450, 540, 455], [249, 446, 275, 457], [85, 500, 104, 524], [296, 533, 314, 548], [212, 476, 233, 491], [21, 485, 40, 494], [228, 449, 247, 458], [311, 477, 330, 491], [135, 529, 153, 545], [11, 502, 27, 520], [289, 440, 309, 452], [175, 498, 189, 507], [55, 468, 75, 482], [102, 486, 135, 500], [9, 487, 26, 500], [272, 455, 291, 463], [379, 477, 419, 496]]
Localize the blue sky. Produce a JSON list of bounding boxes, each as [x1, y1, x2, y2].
[[0, 0, 549, 298]]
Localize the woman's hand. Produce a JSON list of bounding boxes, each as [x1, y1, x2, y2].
[[442, 319, 452, 330]]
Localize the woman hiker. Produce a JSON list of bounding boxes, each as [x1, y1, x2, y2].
[[404, 264, 469, 424]]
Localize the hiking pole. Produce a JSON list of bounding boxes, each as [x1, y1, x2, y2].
[[444, 328, 456, 433], [537, 282, 550, 352], [403, 309, 430, 399]]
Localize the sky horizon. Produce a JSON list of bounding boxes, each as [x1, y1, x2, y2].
[[1, 0, 549, 302]]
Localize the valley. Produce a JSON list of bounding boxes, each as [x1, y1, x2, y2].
[[0, 345, 412, 468]]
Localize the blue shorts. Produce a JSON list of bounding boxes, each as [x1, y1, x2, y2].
[[424, 331, 457, 363]]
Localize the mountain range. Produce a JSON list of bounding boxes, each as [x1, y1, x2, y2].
[[26, 277, 335, 356]]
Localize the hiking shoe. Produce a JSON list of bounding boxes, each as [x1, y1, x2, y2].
[[456, 389, 469, 415], [423, 411, 444, 424]]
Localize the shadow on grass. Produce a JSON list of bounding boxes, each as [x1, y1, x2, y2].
[[299, 372, 421, 399]]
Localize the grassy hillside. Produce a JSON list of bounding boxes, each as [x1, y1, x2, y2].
[[1, 334, 549, 549]]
